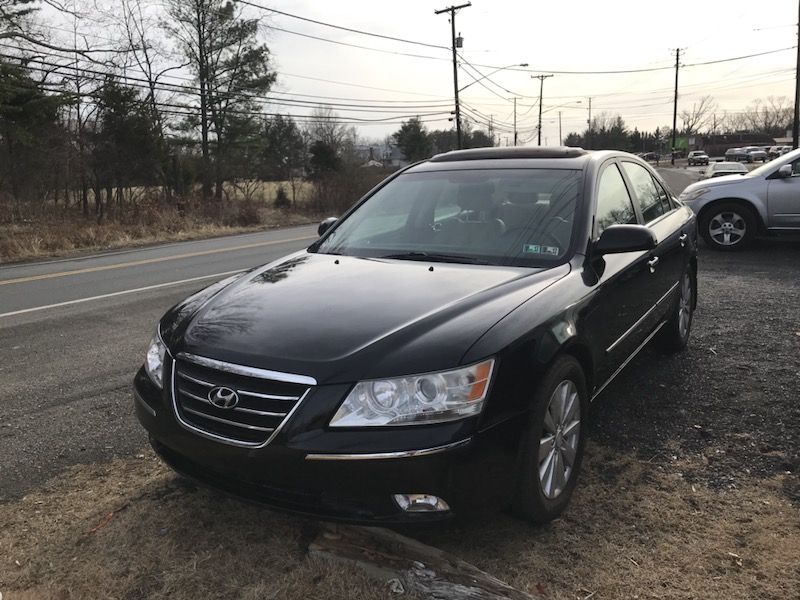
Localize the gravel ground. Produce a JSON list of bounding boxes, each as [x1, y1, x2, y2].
[[589, 237, 800, 502]]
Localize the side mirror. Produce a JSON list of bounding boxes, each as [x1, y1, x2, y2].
[[777, 164, 793, 178], [318, 217, 338, 236], [594, 224, 657, 256]]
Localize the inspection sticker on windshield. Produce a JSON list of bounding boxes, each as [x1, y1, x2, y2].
[[523, 244, 560, 256]]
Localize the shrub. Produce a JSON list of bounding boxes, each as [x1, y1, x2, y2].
[[274, 185, 290, 208]]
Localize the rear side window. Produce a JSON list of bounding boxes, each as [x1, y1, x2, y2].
[[651, 176, 674, 211], [595, 164, 636, 235], [621, 162, 671, 223]]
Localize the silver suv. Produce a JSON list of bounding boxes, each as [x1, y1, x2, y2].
[[679, 148, 800, 250]]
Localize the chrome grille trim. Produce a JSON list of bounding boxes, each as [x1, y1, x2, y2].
[[182, 406, 276, 432], [170, 357, 312, 448], [234, 405, 287, 417], [177, 372, 214, 387], [178, 352, 317, 386], [238, 389, 300, 401], [179, 389, 286, 417]]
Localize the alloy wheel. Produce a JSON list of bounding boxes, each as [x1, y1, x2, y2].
[[678, 273, 692, 339], [538, 380, 581, 499], [708, 211, 746, 246]]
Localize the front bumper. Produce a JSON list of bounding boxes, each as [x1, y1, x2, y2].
[[133, 367, 521, 523]]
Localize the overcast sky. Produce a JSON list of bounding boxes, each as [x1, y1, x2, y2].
[[49, 0, 800, 145]]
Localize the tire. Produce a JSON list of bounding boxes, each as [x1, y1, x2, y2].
[[512, 356, 588, 524], [657, 267, 696, 354], [699, 202, 757, 251]]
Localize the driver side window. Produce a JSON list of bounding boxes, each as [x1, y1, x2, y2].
[[595, 164, 637, 236]]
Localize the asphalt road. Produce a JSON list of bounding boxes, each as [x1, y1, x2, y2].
[[0, 168, 701, 501], [0, 225, 318, 500]]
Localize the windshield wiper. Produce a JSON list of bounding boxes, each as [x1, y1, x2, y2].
[[379, 251, 491, 265]]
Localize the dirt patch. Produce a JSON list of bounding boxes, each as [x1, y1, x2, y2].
[[0, 446, 796, 600]]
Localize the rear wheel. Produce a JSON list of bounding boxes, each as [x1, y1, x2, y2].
[[699, 202, 757, 250], [657, 268, 695, 353], [513, 356, 588, 524]]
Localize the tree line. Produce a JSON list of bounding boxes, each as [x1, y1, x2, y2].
[[564, 95, 794, 153], [1, 0, 491, 222]]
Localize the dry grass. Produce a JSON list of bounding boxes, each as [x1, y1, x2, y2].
[[1, 443, 796, 600], [0, 198, 316, 264]]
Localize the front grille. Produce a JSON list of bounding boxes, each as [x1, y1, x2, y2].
[[171, 354, 313, 447]]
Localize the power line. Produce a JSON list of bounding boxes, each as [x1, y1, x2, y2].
[[264, 24, 448, 61], [238, 1, 448, 50]]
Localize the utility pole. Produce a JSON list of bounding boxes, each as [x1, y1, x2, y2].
[[435, 2, 471, 150], [488, 114, 495, 146], [513, 98, 518, 146], [533, 74, 553, 146], [558, 111, 562, 146], [794, 0, 800, 148], [671, 48, 682, 166], [586, 97, 592, 148]]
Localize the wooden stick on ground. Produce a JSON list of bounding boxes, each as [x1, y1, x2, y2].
[[309, 524, 543, 600]]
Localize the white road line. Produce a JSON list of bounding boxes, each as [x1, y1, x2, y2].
[[0, 269, 243, 319]]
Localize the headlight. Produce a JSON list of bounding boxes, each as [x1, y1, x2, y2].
[[145, 327, 168, 389], [678, 188, 709, 203], [330, 359, 495, 427]]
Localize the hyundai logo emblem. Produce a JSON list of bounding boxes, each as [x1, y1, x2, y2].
[[208, 386, 239, 409]]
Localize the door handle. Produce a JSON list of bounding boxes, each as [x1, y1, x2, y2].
[[648, 256, 660, 273], [679, 233, 688, 247]]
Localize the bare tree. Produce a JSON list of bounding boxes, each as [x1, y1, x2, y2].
[[680, 95, 716, 137], [305, 106, 349, 151], [742, 96, 793, 137]]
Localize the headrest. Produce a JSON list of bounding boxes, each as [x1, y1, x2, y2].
[[456, 182, 495, 212]]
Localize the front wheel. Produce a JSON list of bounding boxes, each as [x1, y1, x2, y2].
[[699, 202, 757, 250], [513, 356, 588, 524]]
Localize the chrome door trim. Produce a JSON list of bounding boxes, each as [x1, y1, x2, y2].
[[592, 321, 667, 402], [606, 280, 679, 354], [178, 352, 317, 386], [304, 438, 472, 461]]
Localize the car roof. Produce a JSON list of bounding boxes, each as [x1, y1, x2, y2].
[[407, 146, 625, 173]]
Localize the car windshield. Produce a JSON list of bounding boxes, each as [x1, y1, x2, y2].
[[748, 148, 800, 177], [313, 168, 581, 267]]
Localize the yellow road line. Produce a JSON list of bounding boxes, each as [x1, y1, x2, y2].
[[0, 235, 315, 286]]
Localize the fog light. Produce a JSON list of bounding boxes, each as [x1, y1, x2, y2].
[[393, 493, 450, 513]]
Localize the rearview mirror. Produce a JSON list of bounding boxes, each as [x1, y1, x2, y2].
[[594, 224, 657, 255], [318, 217, 338, 236], [777, 164, 793, 178]]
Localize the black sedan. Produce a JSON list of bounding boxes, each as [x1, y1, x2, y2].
[[134, 147, 698, 524]]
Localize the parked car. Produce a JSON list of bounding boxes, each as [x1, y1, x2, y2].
[[725, 147, 748, 162], [679, 147, 800, 250], [779, 145, 793, 156], [701, 161, 748, 179], [134, 147, 698, 524], [640, 151, 660, 162], [768, 146, 783, 158], [742, 146, 768, 163], [687, 150, 709, 166]]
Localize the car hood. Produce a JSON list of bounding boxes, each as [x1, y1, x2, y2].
[[683, 173, 755, 194], [164, 251, 568, 383]]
